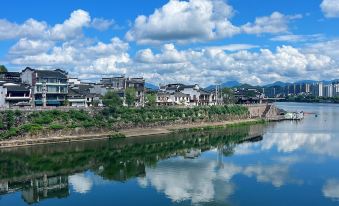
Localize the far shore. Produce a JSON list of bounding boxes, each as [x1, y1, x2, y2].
[[0, 118, 263, 149]]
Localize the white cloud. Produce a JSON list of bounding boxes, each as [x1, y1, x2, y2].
[[91, 18, 115, 31], [321, 0, 339, 18], [126, 0, 238, 44], [9, 38, 54, 56], [0, 9, 108, 41], [207, 44, 259, 52], [0, 18, 48, 40], [323, 179, 339, 200], [131, 44, 333, 86], [242, 12, 302, 35], [50, 9, 91, 40], [270, 34, 325, 42], [10, 37, 130, 79], [126, 0, 301, 44]]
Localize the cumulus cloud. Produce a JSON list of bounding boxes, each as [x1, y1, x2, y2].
[[9, 38, 54, 56], [0, 9, 114, 41], [50, 9, 91, 40], [0, 18, 48, 40], [10, 37, 130, 79], [242, 12, 302, 35], [131, 44, 333, 86], [321, 0, 339, 18], [91, 18, 115, 31], [126, 0, 301, 44], [126, 0, 238, 43]]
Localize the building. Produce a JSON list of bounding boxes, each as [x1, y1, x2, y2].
[[157, 84, 216, 106], [233, 88, 264, 104], [324, 84, 334, 97], [311, 82, 324, 97], [67, 84, 100, 107], [97, 76, 145, 107], [156, 91, 190, 106], [0, 83, 31, 108], [334, 83, 339, 97], [0, 72, 21, 83], [21, 67, 68, 106], [68, 77, 81, 86]]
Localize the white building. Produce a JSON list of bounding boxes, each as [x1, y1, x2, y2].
[[0, 83, 31, 108], [324, 84, 334, 97], [158, 84, 217, 106]]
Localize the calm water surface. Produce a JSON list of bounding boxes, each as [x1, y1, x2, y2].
[[1, 102, 339, 205]]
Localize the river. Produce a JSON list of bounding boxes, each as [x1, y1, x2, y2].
[[0, 102, 339, 206]]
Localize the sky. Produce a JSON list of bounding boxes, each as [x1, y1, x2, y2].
[[0, 0, 339, 86]]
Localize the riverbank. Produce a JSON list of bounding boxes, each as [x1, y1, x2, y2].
[[0, 118, 264, 148]]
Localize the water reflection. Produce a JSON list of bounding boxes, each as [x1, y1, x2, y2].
[[0, 125, 264, 205], [1, 103, 339, 205], [323, 179, 339, 201], [0, 175, 69, 204]]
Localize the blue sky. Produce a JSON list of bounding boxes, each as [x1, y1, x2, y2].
[[0, 0, 339, 86]]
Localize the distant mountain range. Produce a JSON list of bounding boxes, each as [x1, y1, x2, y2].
[[264, 79, 339, 87], [145, 82, 159, 91], [146, 79, 339, 92], [205, 80, 241, 90]]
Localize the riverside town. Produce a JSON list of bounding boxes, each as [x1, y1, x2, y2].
[[1, 0, 339, 205], [1, 66, 339, 109]]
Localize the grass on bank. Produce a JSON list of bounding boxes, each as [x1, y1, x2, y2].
[[0, 105, 250, 140]]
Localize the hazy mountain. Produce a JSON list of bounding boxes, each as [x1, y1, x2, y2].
[[205, 80, 241, 90], [145, 83, 159, 91]]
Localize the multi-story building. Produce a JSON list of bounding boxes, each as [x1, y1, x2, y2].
[[334, 83, 339, 97], [0, 83, 31, 108], [67, 84, 100, 107], [158, 84, 216, 106], [324, 84, 334, 97], [311, 82, 324, 97], [21, 67, 68, 106], [98, 76, 145, 107]]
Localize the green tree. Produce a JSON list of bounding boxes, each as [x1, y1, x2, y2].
[[222, 88, 236, 104], [125, 87, 136, 107], [0, 65, 8, 73], [102, 91, 123, 107], [146, 93, 156, 107]]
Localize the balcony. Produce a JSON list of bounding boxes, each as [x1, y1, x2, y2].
[[5, 96, 31, 100]]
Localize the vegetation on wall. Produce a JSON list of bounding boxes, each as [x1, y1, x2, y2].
[[0, 105, 249, 140]]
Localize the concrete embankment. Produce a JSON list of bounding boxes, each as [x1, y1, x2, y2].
[[0, 104, 280, 148], [0, 118, 263, 148]]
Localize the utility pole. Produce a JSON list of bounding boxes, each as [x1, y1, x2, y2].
[[42, 81, 47, 107]]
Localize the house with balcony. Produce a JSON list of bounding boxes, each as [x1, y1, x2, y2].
[[98, 76, 145, 107], [158, 84, 216, 106], [156, 91, 190, 106], [21, 67, 68, 106], [67, 84, 100, 107], [0, 83, 31, 108]]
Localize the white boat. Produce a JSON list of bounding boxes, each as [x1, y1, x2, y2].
[[284, 111, 304, 120]]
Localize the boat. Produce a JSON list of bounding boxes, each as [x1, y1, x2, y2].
[[284, 111, 304, 120]]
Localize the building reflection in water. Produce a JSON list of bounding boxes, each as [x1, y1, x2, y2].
[[0, 124, 265, 204], [0, 174, 69, 204]]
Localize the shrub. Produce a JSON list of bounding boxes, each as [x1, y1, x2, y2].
[[109, 132, 126, 139], [49, 124, 65, 130]]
